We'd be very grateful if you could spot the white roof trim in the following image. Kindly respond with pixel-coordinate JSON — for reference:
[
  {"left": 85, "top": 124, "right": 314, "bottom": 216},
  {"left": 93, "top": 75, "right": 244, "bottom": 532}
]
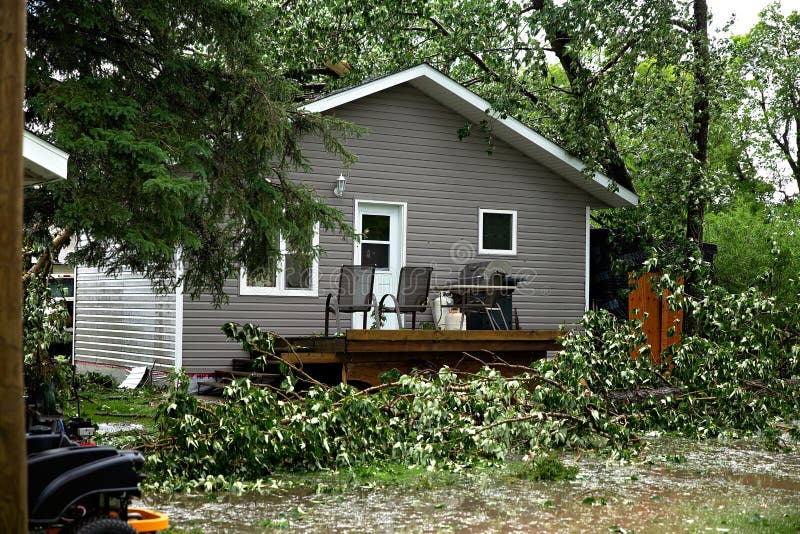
[
  {"left": 302, "top": 65, "right": 433, "bottom": 114},
  {"left": 301, "top": 64, "right": 637, "bottom": 208},
  {"left": 23, "top": 130, "right": 69, "bottom": 185}
]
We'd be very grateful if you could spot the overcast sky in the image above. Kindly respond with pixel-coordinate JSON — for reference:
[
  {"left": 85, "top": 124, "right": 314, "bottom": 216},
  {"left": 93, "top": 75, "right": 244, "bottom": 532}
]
[{"left": 707, "top": 0, "right": 798, "bottom": 35}]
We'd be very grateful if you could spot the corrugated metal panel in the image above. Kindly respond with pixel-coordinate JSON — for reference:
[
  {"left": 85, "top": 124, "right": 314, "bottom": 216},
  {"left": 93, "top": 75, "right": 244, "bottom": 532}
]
[
  {"left": 74, "top": 266, "right": 176, "bottom": 371},
  {"left": 181, "top": 84, "right": 593, "bottom": 373}
]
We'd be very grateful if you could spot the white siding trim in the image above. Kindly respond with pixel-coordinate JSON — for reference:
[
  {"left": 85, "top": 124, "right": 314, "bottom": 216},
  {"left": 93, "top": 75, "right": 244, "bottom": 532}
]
[
  {"left": 77, "top": 339, "right": 175, "bottom": 354},
  {"left": 71, "top": 267, "right": 78, "bottom": 365},
  {"left": 73, "top": 266, "right": 177, "bottom": 371},
  {"left": 175, "top": 255, "right": 184, "bottom": 371},
  {"left": 74, "top": 347, "right": 175, "bottom": 363},
  {"left": 585, "top": 206, "right": 591, "bottom": 312}
]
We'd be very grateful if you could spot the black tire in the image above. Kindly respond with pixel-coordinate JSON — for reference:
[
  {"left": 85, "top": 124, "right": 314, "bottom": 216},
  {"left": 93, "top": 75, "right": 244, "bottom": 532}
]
[{"left": 75, "top": 516, "right": 138, "bottom": 534}]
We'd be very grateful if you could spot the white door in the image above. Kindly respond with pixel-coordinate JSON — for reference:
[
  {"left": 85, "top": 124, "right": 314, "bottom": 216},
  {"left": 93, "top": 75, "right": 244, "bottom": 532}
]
[{"left": 354, "top": 201, "right": 405, "bottom": 329}]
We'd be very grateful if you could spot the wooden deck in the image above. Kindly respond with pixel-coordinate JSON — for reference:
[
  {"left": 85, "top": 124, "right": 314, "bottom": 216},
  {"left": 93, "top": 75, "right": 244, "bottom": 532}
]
[{"left": 271, "top": 329, "right": 562, "bottom": 386}]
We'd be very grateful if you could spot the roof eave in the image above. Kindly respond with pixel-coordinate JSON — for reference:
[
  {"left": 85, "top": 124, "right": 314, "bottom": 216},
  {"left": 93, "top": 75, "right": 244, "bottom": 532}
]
[{"left": 23, "top": 130, "right": 69, "bottom": 186}]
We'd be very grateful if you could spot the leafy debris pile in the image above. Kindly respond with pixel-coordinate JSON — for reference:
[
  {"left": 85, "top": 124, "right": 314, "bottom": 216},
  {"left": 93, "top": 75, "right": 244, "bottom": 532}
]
[{"left": 142, "top": 279, "right": 800, "bottom": 490}]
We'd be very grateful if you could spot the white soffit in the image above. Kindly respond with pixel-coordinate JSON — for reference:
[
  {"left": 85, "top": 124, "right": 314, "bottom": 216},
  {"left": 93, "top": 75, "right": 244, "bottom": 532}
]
[
  {"left": 23, "top": 130, "right": 69, "bottom": 186},
  {"left": 301, "top": 64, "right": 638, "bottom": 208}
]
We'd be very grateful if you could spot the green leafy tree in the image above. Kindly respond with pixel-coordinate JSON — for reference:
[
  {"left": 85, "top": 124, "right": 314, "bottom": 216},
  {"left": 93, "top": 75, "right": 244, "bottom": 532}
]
[
  {"left": 706, "top": 198, "right": 800, "bottom": 303},
  {"left": 24, "top": 0, "right": 360, "bottom": 303},
  {"left": 23, "top": 279, "right": 71, "bottom": 415},
  {"left": 730, "top": 4, "right": 800, "bottom": 198}
]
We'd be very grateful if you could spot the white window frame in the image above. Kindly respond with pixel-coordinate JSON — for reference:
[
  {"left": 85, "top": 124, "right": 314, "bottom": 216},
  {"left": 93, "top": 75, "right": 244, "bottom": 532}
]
[
  {"left": 478, "top": 208, "right": 517, "bottom": 256},
  {"left": 239, "top": 225, "right": 319, "bottom": 296}
]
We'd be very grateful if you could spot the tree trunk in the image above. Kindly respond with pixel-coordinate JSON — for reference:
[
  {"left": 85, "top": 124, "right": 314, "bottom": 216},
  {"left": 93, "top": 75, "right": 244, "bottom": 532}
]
[
  {"left": 686, "top": 0, "right": 709, "bottom": 245},
  {"left": 0, "top": 0, "right": 28, "bottom": 531},
  {"left": 684, "top": 0, "right": 709, "bottom": 334}
]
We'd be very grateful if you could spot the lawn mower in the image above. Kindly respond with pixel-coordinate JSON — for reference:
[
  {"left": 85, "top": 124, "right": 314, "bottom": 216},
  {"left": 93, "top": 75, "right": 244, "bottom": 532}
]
[{"left": 27, "top": 421, "right": 169, "bottom": 534}]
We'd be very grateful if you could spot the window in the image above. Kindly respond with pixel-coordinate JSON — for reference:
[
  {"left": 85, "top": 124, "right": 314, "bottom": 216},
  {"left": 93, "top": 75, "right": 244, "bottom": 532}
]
[
  {"left": 360, "top": 213, "right": 391, "bottom": 269},
  {"left": 240, "top": 227, "right": 319, "bottom": 296},
  {"left": 479, "top": 209, "right": 517, "bottom": 255}
]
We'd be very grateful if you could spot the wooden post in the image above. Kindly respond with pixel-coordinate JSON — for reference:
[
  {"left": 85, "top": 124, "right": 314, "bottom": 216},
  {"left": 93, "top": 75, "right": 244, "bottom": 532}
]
[{"left": 0, "top": 0, "right": 28, "bottom": 531}]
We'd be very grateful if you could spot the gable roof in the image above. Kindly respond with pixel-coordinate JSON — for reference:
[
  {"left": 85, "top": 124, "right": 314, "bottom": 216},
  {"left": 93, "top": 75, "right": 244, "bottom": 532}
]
[{"left": 301, "top": 64, "right": 637, "bottom": 208}]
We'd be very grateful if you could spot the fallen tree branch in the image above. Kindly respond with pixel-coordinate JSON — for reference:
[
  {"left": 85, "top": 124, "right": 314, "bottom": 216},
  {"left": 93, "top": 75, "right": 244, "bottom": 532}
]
[
  {"left": 95, "top": 412, "right": 151, "bottom": 419},
  {"left": 604, "top": 386, "right": 687, "bottom": 403},
  {"left": 23, "top": 226, "right": 73, "bottom": 283}
]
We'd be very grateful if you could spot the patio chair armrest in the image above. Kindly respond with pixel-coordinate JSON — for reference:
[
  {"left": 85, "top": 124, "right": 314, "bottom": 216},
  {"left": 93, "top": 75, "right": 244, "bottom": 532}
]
[
  {"left": 325, "top": 293, "right": 344, "bottom": 336},
  {"left": 376, "top": 293, "right": 401, "bottom": 330},
  {"left": 378, "top": 293, "right": 398, "bottom": 312}
]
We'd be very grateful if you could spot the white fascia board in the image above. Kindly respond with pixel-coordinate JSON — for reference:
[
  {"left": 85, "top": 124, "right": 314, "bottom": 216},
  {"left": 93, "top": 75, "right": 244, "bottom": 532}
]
[
  {"left": 23, "top": 131, "right": 69, "bottom": 184},
  {"left": 300, "top": 64, "right": 433, "bottom": 113},
  {"left": 301, "top": 64, "right": 638, "bottom": 208}
]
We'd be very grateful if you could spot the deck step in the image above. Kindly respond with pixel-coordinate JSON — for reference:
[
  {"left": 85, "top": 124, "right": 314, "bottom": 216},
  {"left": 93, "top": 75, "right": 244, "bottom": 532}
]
[
  {"left": 232, "top": 358, "right": 253, "bottom": 371},
  {"left": 197, "top": 370, "right": 282, "bottom": 395},
  {"left": 213, "top": 370, "right": 280, "bottom": 383},
  {"left": 196, "top": 380, "right": 231, "bottom": 394}
]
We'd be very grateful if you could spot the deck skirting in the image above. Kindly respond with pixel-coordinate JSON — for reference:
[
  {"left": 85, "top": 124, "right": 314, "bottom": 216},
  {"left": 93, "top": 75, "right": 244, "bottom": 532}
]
[{"left": 271, "top": 329, "right": 562, "bottom": 386}]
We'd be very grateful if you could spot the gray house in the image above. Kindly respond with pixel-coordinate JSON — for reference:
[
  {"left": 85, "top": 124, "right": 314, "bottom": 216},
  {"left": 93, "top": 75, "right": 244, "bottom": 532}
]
[{"left": 72, "top": 64, "right": 637, "bottom": 375}]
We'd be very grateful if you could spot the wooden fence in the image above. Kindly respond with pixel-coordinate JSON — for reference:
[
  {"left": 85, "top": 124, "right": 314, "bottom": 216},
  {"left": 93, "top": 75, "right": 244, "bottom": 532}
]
[{"left": 629, "top": 272, "right": 682, "bottom": 365}]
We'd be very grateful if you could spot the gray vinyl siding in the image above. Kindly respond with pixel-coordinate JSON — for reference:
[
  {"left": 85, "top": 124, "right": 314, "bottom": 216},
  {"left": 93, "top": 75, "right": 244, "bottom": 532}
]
[
  {"left": 73, "top": 267, "right": 177, "bottom": 371},
  {"left": 181, "top": 84, "right": 599, "bottom": 373}
]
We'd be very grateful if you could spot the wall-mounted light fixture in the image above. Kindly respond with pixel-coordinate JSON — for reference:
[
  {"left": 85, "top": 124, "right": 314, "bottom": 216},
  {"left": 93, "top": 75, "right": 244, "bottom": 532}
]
[{"left": 333, "top": 173, "right": 347, "bottom": 197}]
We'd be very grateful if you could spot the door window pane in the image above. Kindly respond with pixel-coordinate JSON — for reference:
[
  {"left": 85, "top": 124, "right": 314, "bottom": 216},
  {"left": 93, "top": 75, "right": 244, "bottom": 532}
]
[
  {"left": 361, "top": 243, "right": 390, "bottom": 269},
  {"left": 362, "top": 214, "right": 390, "bottom": 241},
  {"left": 482, "top": 212, "right": 513, "bottom": 251}
]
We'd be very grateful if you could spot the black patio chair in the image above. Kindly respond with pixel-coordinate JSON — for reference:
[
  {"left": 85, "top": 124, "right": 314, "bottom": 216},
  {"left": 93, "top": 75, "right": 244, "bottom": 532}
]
[
  {"left": 324, "top": 265, "right": 377, "bottom": 336},
  {"left": 478, "top": 271, "right": 510, "bottom": 330},
  {"left": 377, "top": 266, "right": 434, "bottom": 330}
]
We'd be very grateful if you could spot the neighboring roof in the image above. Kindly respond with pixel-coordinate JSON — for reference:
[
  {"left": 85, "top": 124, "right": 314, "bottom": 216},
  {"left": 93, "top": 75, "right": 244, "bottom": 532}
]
[
  {"left": 301, "top": 64, "right": 638, "bottom": 208},
  {"left": 23, "top": 130, "right": 69, "bottom": 186}
]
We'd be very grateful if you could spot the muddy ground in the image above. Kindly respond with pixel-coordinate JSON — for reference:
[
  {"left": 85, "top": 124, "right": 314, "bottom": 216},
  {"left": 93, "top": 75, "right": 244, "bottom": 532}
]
[{"left": 137, "top": 436, "right": 800, "bottom": 533}]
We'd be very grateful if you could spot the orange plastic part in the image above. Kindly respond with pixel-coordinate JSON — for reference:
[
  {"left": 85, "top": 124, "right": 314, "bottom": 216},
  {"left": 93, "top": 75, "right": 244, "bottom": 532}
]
[{"left": 127, "top": 507, "right": 170, "bottom": 533}]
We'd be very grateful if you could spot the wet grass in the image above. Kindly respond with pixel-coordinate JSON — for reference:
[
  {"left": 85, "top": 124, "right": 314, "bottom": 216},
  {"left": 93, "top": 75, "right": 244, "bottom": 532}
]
[
  {"left": 61, "top": 376, "right": 166, "bottom": 445},
  {"left": 509, "top": 453, "right": 579, "bottom": 481},
  {"left": 63, "top": 375, "right": 164, "bottom": 425},
  {"left": 686, "top": 507, "right": 800, "bottom": 533}
]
